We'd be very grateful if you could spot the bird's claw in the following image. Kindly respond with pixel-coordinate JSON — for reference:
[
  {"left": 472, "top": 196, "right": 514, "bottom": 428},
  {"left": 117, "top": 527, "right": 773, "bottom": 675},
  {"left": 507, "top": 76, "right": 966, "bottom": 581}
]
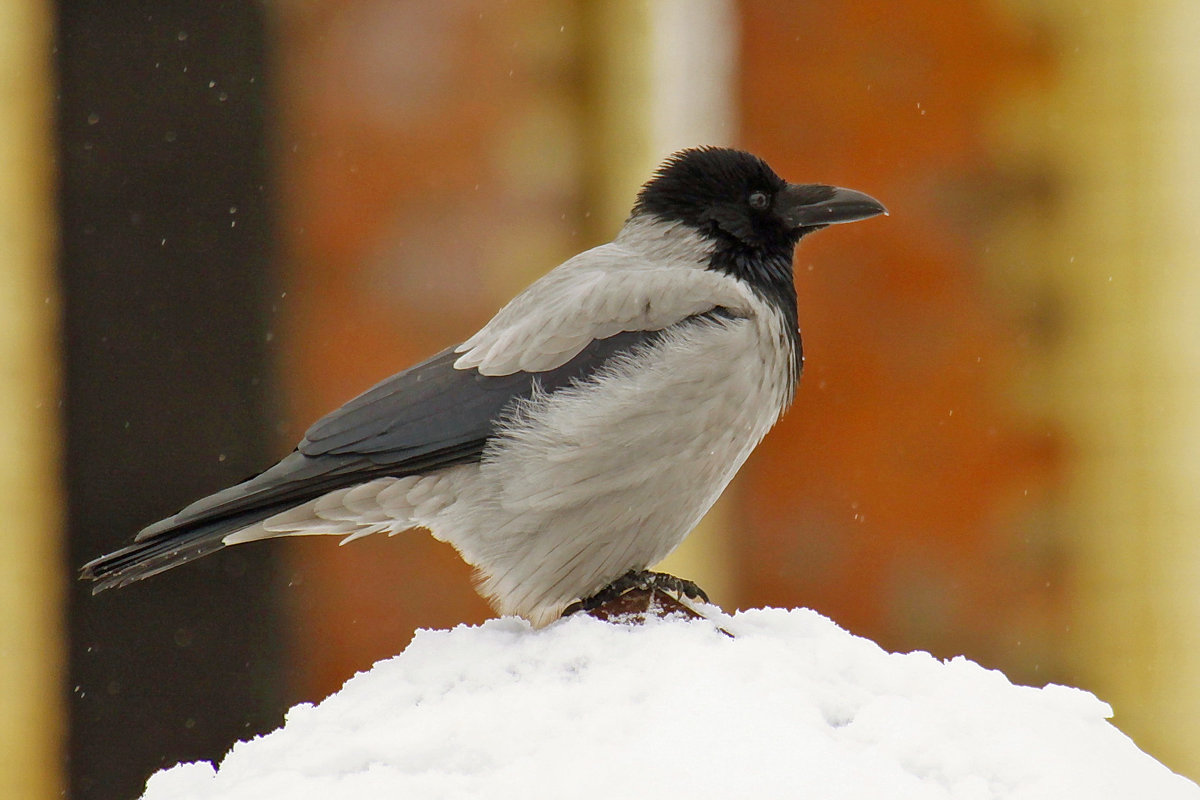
[{"left": 562, "top": 569, "right": 710, "bottom": 617}]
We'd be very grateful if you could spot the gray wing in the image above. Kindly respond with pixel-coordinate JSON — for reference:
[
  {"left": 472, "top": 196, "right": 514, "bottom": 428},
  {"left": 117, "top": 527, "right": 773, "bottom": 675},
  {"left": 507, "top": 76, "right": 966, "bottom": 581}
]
[
  {"left": 79, "top": 329, "right": 665, "bottom": 590},
  {"left": 301, "top": 328, "right": 660, "bottom": 460},
  {"left": 452, "top": 240, "right": 753, "bottom": 375},
  {"left": 81, "top": 236, "right": 755, "bottom": 592}
]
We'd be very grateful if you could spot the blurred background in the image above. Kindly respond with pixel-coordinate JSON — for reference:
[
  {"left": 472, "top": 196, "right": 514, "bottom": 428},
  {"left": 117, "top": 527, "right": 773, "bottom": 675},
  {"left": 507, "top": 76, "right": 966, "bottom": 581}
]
[{"left": 2, "top": 0, "right": 1199, "bottom": 796}]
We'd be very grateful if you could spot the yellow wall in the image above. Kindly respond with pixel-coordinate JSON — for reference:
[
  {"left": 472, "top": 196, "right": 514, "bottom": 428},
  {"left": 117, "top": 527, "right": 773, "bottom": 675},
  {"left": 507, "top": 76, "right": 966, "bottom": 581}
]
[
  {"left": 1001, "top": 0, "right": 1200, "bottom": 776},
  {"left": 583, "top": 0, "right": 740, "bottom": 605},
  {"left": 0, "top": 0, "right": 64, "bottom": 797}
]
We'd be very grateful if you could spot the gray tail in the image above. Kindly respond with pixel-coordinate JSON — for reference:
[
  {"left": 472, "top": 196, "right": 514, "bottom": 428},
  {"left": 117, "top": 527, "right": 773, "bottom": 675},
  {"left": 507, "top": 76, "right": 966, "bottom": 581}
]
[{"left": 79, "top": 503, "right": 294, "bottom": 592}]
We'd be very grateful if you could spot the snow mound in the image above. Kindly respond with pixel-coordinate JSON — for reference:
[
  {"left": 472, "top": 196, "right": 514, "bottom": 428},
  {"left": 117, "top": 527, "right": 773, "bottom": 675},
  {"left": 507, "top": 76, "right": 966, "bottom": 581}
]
[{"left": 142, "top": 607, "right": 1199, "bottom": 800}]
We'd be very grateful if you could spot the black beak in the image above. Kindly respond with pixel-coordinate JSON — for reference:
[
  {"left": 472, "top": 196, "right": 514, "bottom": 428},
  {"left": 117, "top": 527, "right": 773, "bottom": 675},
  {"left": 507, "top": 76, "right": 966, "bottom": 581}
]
[{"left": 776, "top": 184, "right": 887, "bottom": 229}]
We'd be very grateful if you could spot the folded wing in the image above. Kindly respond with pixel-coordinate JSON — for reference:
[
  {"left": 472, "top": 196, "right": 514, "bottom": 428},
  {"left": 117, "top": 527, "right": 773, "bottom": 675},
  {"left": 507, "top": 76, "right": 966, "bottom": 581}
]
[
  {"left": 81, "top": 243, "right": 750, "bottom": 591},
  {"left": 81, "top": 330, "right": 666, "bottom": 590}
]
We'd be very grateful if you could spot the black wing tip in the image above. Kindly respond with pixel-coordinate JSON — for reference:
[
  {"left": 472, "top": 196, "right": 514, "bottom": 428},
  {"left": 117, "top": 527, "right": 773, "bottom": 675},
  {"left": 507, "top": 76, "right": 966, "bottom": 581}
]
[
  {"left": 77, "top": 517, "right": 245, "bottom": 593},
  {"left": 78, "top": 542, "right": 160, "bottom": 592},
  {"left": 79, "top": 548, "right": 119, "bottom": 584},
  {"left": 81, "top": 572, "right": 128, "bottom": 594}
]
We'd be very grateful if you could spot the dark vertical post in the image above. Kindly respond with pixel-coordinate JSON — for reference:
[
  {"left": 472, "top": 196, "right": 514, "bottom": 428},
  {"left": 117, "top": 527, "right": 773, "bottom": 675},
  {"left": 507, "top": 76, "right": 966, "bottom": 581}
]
[{"left": 57, "top": 5, "right": 288, "bottom": 798}]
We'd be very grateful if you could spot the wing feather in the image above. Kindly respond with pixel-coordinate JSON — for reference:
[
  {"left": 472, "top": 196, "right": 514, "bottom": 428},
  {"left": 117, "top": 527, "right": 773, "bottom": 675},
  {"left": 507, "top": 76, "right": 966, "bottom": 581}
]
[
  {"left": 454, "top": 242, "right": 752, "bottom": 375},
  {"left": 127, "top": 329, "right": 664, "bottom": 545},
  {"left": 81, "top": 237, "right": 755, "bottom": 591}
]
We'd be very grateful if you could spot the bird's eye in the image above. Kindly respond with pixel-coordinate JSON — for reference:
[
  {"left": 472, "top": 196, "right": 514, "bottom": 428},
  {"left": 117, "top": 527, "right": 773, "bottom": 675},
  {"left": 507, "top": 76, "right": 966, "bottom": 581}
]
[{"left": 748, "top": 191, "right": 770, "bottom": 210}]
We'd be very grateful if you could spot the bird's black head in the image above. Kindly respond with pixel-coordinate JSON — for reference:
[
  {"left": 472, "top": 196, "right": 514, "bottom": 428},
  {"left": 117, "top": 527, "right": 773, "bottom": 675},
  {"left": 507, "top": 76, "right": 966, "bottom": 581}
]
[
  {"left": 635, "top": 147, "right": 794, "bottom": 252},
  {"left": 634, "top": 146, "right": 885, "bottom": 255},
  {"left": 632, "top": 146, "right": 885, "bottom": 311}
]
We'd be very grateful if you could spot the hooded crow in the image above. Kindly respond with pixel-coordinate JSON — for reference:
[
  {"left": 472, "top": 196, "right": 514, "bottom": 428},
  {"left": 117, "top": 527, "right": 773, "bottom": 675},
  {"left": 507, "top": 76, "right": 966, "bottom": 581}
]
[{"left": 81, "top": 147, "right": 886, "bottom": 626}]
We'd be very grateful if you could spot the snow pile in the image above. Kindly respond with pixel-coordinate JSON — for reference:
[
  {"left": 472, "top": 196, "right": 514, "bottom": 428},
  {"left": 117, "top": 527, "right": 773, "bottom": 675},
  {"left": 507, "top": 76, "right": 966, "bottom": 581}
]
[{"left": 142, "top": 607, "right": 1199, "bottom": 799}]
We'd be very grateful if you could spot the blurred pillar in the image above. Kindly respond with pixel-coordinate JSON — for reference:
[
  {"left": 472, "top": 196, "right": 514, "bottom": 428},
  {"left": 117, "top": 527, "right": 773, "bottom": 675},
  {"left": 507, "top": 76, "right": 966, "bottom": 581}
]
[
  {"left": 0, "top": 1, "right": 63, "bottom": 798},
  {"left": 1015, "top": 0, "right": 1200, "bottom": 776},
  {"left": 58, "top": 7, "right": 283, "bottom": 798},
  {"left": 584, "top": 0, "right": 740, "bottom": 605}
]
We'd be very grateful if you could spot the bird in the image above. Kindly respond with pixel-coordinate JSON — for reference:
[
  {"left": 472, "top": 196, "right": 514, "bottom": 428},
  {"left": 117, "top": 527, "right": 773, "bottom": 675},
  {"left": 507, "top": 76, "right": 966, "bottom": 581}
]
[{"left": 81, "top": 146, "right": 885, "bottom": 627}]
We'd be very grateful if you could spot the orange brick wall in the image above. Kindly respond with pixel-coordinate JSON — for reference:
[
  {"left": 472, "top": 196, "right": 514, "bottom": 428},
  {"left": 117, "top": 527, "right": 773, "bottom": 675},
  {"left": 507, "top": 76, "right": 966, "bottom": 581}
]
[
  {"left": 736, "top": 0, "right": 1060, "bottom": 678},
  {"left": 273, "top": 1, "right": 584, "bottom": 695},
  {"left": 273, "top": 0, "right": 1062, "bottom": 698}
]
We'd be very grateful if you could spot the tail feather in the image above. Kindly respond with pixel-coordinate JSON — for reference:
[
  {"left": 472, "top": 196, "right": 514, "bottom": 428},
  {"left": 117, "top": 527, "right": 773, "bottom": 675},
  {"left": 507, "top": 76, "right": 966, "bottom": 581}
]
[
  {"left": 80, "top": 503, "right": 296, "bottom": 592},
  {"left": 81, "top": 452, "right": 409, "bottom": 592}
]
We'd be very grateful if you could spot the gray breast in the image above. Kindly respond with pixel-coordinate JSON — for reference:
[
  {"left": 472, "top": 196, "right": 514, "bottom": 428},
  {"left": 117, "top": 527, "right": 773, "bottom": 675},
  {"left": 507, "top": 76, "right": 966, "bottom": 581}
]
[{"left": 434, "top": 307, "right": 795, "bottom": 626}]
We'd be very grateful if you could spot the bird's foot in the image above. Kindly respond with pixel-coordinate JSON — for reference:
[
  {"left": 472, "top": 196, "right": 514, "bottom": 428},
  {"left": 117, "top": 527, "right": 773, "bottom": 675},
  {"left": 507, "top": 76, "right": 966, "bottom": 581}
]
[
  {"left": 636, "top": 570, "right": 710, "bottom": 604},
  {"left": 562, "top": 570, "right": 711, "bottom": 620}
]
